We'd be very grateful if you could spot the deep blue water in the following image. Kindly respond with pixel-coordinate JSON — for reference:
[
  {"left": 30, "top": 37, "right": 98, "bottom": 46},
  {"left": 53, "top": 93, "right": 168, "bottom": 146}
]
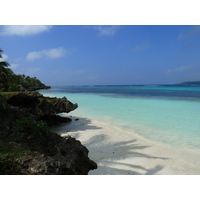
[{"left": 47, "top": 85, "right": 200, "bottom": 101}]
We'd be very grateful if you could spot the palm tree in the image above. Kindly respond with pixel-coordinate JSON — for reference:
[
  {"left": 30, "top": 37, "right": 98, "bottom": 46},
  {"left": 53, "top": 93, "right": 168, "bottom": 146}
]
[
  {"left": 0, "top": 49, "right": 10, "bottom": 67},
  {"left": 0, "top": 49, "right": 11, "bottom": 91}
]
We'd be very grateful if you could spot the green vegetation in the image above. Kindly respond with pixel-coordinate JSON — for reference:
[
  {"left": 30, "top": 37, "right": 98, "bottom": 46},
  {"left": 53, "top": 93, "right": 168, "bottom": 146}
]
[
  {"left": 0, "top": 103, "right": 10, "bottom": 112},
  {"left": 0, "top": 144, "right": 38, "bottom": 175},
  {"left": 0, "top": 48, "right": 47, "bottom": 92},
  {"left": 0, "top": 49, "right": 11, "bottom": 91},
  {"left": 38, "top": 96, "right": 57, "bottom": 102},
  {"left": 0, "top": 49, "right": 68, "bottom": 174},
  {"left": 0, "top": 91, "right": 19, "bottom": 98},
  {"left": 0, "top": 146, "right": 21, "bottom": 175},
  {"left": 10, "top": 74, "right": 47, "bottom": 90},
  {"left": 0, "top": 115, "right": 52, "bottom": 174},
  {"left": 15, "top": 117, "right": 51, "bottom": 138}
]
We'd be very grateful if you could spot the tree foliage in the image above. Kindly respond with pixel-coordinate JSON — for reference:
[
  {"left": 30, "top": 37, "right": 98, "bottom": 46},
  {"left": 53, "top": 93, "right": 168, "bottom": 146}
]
[{"left": 0, "top": 49, "right": 46, "bottom": 91}]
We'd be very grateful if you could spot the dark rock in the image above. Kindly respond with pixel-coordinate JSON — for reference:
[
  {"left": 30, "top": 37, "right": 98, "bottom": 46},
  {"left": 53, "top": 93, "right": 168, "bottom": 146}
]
[
  {"left": 19, "top": 85, "right": 26, "bottom": 92},
  {"left": 17, "top": 136, "right": 97, "bottom": 175},
  {"left": 27, "top": 86, "right": 51, "bottom": 91},
  {"left": 0, "top": 96, "right": 36, "bottom": 134},
  {"left": 41, "top": 115, "right": 72, "bottom": 126},
  {"left": 0, "top": 92, "right": 97, "bottom": 175},
  {"left": 5, "top": 92, "right": 78, "bottom": 117},
  {"left": 39, "top": 96, "right": 78, "bottom": 116},
  {"left": 0, "top": 95, "right": 7, "bottom": 105},
  {"left": 6, "top": 92, "right": 43, "bottom": 107}
]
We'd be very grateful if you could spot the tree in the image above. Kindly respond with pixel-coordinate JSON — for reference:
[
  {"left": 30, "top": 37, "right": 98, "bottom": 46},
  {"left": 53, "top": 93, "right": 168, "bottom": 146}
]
[
  {"left": 0, "top": 49, "right": 11, "bottom": 91},
  {"left": 0, "top": 49, "right": 10, "bottom": 67},
  {"left": 0, "top": 48, "right": 47, "bottom": 91}
]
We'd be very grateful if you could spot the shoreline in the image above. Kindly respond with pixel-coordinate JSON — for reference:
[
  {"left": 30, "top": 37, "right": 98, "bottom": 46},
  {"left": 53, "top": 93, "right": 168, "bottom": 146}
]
[{"left": 51, "top": 116, "right": 200, "bottom": 175}]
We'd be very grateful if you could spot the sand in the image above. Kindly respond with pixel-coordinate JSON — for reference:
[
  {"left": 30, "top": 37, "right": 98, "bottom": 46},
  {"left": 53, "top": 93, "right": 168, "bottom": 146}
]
[{"left": 51, "top": 116, "right": 200, "bottom": 175}]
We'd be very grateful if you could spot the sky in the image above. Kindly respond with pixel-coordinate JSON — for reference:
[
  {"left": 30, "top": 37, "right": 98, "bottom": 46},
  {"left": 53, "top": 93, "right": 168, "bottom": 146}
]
[{"left": 0, "top": 25, "right": 200, "bottom": 86}]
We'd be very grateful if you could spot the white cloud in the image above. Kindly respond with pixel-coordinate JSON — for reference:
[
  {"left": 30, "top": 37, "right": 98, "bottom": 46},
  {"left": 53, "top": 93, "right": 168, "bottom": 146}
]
[
  {"left": 26, "top": 47, "right": 74, "bottom": 60},
  {"left": 0, "top": 54, "right": 8, "bottom": 61},
  {"left": 43, "top": 47, "right": 66, "bottom": 59},
  {"left": 27, "top": 51, "right": 42, "bottom": 60},
  {"left": 167, "top": 66, "right": 194, "bottom": 73},
  {"left": 2, "top": 25, "right": 53, "bottom": 36},
  {"left": 10, "top": 63, "right": 19, "bottom": 69},
  {"left": 2, "top": 54, "right": 8, "bottom": 60},
  {"left": 131, "top": 42, "right": 149, "bottom": 53},
  {"left": 94, "top": 25, "right": 120, "bottom": 36}
]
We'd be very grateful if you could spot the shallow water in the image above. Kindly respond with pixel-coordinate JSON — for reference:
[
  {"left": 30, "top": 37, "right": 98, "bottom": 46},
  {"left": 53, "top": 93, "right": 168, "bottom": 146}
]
[{"left": 39, "top": 85, "right": 200, "bottom": 152}]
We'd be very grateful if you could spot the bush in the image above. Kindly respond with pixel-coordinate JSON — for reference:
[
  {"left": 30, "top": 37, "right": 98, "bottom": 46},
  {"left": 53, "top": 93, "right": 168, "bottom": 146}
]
[
  {"left": 0, "top": 146, "right": 21, "bottom": 174},
  {"left": 8, "top": 85, "right": 20, "bottom": 92},
  {"left": 14, "top": 117, "right": 30, "bottom": 132},
  {"left": 31, "top": 120, "right": 50, "bottom": 138},
  {"left": 0, "top": 146, "right": 38, "bottom": 174},
  {"left": 0, "top": 103, "right": 10, "bottom": 112},
  {"left": 14, "top": 117, "right": 51, "bottom": 138}
]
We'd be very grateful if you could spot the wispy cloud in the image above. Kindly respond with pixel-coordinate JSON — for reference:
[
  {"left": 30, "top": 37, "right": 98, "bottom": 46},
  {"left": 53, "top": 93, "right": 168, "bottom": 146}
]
[
  {"left": 131, "top": 42, "right": 149, "bottom": 53},
  {"left": 178, "top": 26, "right": 200, "bottom": 40},
  {"left": 167, "top": 66, "right": 194, "bottom": 73},
  {"left": 10, "top": 63, "right": 19, "bottom": 69},
  {"left": 94, "top": 25, "right": 120, "bottom": 36},
  {"left": 182, "top": 43, "right": 194, "bottom": 50},
  {"left": 26, "top": 47, "right": 75, "bottom": 60},
  {"left": 1, "top": 25, "right": 53, "bottom": 36}
]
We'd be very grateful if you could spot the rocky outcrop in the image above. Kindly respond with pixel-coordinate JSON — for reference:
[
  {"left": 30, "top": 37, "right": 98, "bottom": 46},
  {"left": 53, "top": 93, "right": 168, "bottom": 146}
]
[
  {"left": 5, "top": 92, "right": 78, "bottom": 117},
  {"left": 27, "top": 86, "right": 51, "bottom": 91},
  {"left": 0, "top": 92, "right": 97, "bottom": 175},
  {"left": 40, "top": 115, "right": 72, "bottom": 126},
  {"left": 1, "top": 91, "right": 78, "bottom": 131},
  {"left": 3, "top": 92, "right": 78, "bottom": 126},
  {"left": 37, "top": 96, "right": 78, "bottom": 116},
  {"left": 17, "top": 136, "right": 97, "bottom": 175},
  {"left": 0, "top": 95, "right": 35, "bottom": 134}
]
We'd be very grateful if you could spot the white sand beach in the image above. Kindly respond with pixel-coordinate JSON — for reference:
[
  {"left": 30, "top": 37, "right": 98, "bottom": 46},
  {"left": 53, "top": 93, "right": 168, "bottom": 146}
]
[{"left": 51, "top": 116, "right": 200, "bottom": 175}]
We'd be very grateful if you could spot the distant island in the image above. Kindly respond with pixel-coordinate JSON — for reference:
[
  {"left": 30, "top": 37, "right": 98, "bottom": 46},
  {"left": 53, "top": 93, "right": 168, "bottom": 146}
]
[{"left": 177, "top": 81, "right": 200, "bottom": 86}]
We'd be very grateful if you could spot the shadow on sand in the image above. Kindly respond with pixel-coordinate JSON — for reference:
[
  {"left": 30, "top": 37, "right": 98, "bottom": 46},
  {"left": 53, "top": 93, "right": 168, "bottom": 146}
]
[
  {"left": 87, "top": 135, "right": 168, "bottom": 175},
  {"left": 51, "top": 116, "right": 102, "bottom": 136},
  {"left": 55, "top": 116, "right": 169, "bottom": 175}
]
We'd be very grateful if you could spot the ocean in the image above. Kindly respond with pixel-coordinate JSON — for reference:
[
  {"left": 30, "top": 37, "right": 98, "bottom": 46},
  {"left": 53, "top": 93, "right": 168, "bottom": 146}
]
[{"left": 39, "top": 85, "right": 200, "bottom": 152}]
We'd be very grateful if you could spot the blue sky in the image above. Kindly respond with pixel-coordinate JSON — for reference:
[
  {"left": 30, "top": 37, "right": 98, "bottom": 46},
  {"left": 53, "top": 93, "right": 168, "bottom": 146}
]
[{"left": 1, "top": 25, "right": 200, "bottom": 86}]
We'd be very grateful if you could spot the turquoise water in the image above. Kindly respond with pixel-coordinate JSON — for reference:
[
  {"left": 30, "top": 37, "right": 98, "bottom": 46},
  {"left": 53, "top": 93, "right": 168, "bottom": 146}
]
[{"left": 39, "top": 85, "right": 200, "bottom": 152}]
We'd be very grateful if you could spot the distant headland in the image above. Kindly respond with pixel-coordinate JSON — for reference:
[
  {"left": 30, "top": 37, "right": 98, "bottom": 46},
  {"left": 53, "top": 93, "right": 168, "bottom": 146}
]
[{"left": 176, "top": 81, "right": 200, "bottom": 86}]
